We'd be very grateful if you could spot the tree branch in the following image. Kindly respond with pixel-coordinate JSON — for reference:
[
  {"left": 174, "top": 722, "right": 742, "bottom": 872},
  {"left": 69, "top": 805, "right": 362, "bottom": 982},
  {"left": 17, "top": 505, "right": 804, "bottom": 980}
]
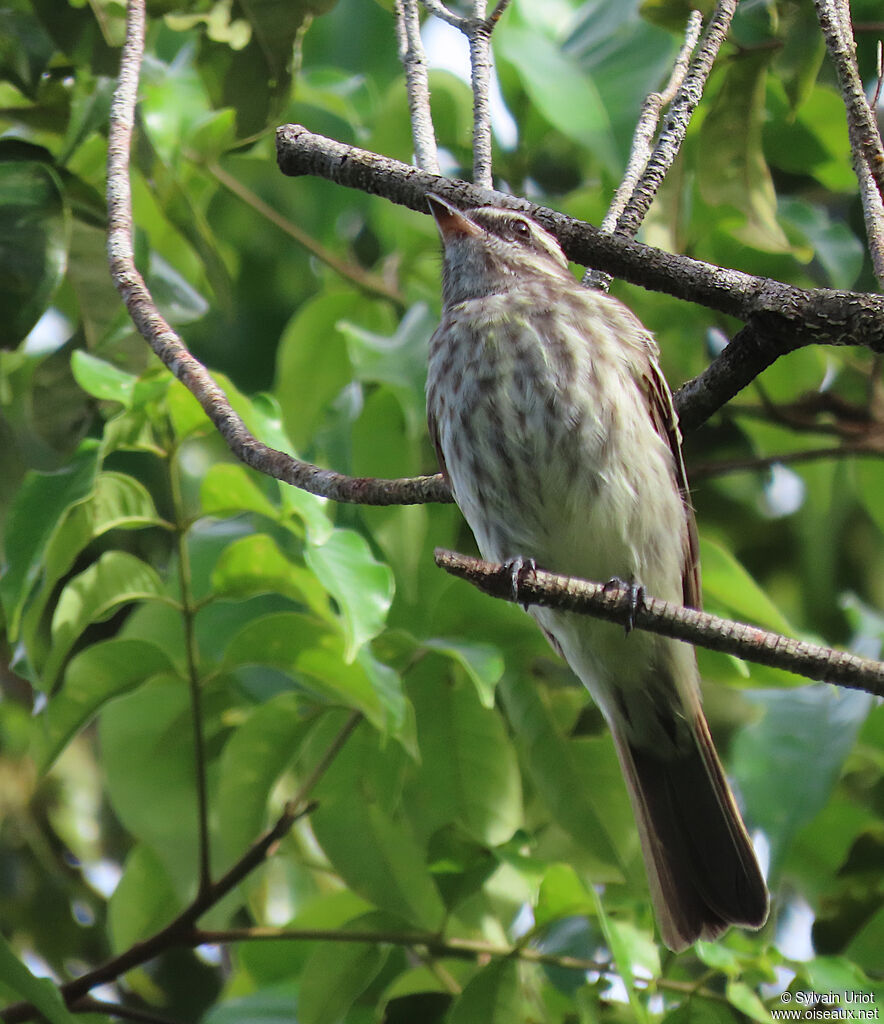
[
  {"left": 585, "top": 9, "right": 704, "bottom": 291},
  {"left": 276, "top": 125, "right": 884, "bottom": 351},
  {"left": 814, "top": 0, "right": 884, "bottom": 284},
  {"left": 395, "top": 0, "right": 441, "bottom": 174},
  {"left": 0, "top": 712, "right": 362, "bottom": 1024},
  {"left": 434, "top": 548, "right": 884, "bottom": 697},
  {"left": 610, "top": 0, "right": 738, "bottom": 243},
  {"left": 106, "top": 0, "right": 448, "bottom": 508}
]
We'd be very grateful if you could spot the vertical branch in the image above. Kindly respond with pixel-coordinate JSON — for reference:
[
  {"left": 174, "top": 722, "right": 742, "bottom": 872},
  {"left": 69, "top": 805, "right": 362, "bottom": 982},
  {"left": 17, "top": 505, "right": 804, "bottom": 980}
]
[
  {"left": 395, "top": 0, "right": 441, "bottom": 173},
  {"left": 603, "top": 0, "right": 739, "bottom": 245},
  {"left": 468, "top": 1, "right": 494, "bottom": 188},
  {"left": 814, "top": 0, "right": 884, "bottom": 285},
  {"left": 170, "top": 448, "right": 213, "bottom": 897},
  {"left": 584, "top": 10, "right": 703, "bottom": 290},
  {"left": 419, "top": 0, "right": 510, "bottom": 189}
]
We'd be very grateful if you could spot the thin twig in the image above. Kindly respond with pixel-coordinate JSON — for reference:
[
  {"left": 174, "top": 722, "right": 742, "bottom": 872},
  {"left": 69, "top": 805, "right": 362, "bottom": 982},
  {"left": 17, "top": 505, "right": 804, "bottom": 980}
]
[
  {"left": 814, "top": 0, "right": 884, "bottom": 282},
  {"left": 585, "top": 10, "right": 703, "bottom": 289},
  {"left": 188, "top": 926, "right": 728, "bottom": 1004},
  {"left": 395, "top": 0, "right": 441, "bottom": 174},
  {"left": 434, "top": 548, "right": 884, "bottom": 697},
  {"left": 207, "top": 160, "right": 406, "bottom": 308},
  {"left": 191, "top": 925, "right": 611, "bottom": 973},
  {"left": 170, "top": 448, "right": 212, "bottom": 897},
  {"left": 420, "top": 0, "right": 466, "bottom": 30},
  {"left": 106, "top": 2, "right": 448, "bottom": 508},
  {"left": 689, "top": 442, "right": 884, "bottom": 481},
  {"left": 419, "top": 0, "right": 509, "bottom": 188}
]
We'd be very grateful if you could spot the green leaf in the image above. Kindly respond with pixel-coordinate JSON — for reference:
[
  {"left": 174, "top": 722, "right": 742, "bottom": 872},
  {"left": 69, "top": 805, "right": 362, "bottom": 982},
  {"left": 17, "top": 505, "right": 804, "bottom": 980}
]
[
  {"left": 447, "top": 959, "right": 522, "bottom": 1024},
  {"left": 42, "top": 551, "right": 167, "bottom": 692},
  {"left": 725, "top": 980, "right": 771, "bottom": 1022},
  {"left": 495, "top": 26, "right": 619, "bottom": 173},
  {"left": 0, "top": 158, "right": 69, "bottom": 346},
  {"left": 21, "top": 471, "right": 164, "bottom": 672},
  {"left": 732, "top": 687, "right": 873, "bottom": 875},
  {"left": 222, "top": 612, "right": 386, "bottom": 727},
  {"left": 200, "top": 462, "right": 280, "bottom": 520},
  {"left": 535, "top": 863, "right": 596, "bottom": 926},
  {"left": 200, "top": 983, "right": 300, "bottom": 1024},
  {"left": 275, "top": 289, "right": 362, "bottom": 451},
  {"left": 108, "top": 844, "right": 180, "bottom": 953},
  {"left": 213, "top": 691, "right": 305, "bottom": 873},
  {"left": 408, "top": 670, "right": 522, "bottom": 846},
  {"left": 499, "top": 674, "right": 626, "bottom": 879},
  {"left": 422, "top": 639, "right": 504, "bottom": 709},
  {"left": 32, "top": 638, "right": 173, "bottom": 772},
  {"left": 298, "top": 912, "right": 391, "bottom": 1024},
  {"left": 211, "top": 533, "right": 331, "bottom": 620},
  {"left": 99, "top": 673, "right": 204, "bottom": 888},
  {"left": 0, "top": 933, "right": 78, "bottom": 1024},
  {"left": 1, "top": 442, "right": 100, "bottom": 641},
  {"left": 70, "top": 350, "right": 137, "bottom": 407},
  {"left": 700, "top": 537, "right": 795, "bottom": 636},
  {"left": 698, "top": 53, "right": 790, "bottom": 252},
  {"left": 305, "top": 528, "right": 394, "bottom": 661},
  {"left": 312, "top": 790, "right": 445, "bottom": 930}
]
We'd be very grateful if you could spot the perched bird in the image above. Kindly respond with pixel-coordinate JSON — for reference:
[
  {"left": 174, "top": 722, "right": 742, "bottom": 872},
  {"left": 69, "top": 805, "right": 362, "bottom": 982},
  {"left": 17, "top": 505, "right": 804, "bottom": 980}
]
[{"left": 425, "top": 194, "right": 769, "bottom": 951}]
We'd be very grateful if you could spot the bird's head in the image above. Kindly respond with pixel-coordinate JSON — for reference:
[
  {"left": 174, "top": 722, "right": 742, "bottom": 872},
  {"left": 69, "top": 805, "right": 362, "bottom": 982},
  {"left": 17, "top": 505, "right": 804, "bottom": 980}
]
[{"left": 427, "top": 194, "right": 572, "bottom": 305}]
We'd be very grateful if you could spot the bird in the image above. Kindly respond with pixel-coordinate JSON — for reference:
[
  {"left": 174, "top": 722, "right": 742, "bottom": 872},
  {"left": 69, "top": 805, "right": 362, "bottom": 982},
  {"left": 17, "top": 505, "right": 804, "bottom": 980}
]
[{"left": 424, "top": 193, "right": 769, "bottom": 951}]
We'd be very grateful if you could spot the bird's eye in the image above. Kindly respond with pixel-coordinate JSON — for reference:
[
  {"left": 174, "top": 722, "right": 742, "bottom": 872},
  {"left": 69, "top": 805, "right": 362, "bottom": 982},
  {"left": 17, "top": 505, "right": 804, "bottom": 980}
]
[{"left": 511, "top": 219, "right": 531, "bottom": 240}]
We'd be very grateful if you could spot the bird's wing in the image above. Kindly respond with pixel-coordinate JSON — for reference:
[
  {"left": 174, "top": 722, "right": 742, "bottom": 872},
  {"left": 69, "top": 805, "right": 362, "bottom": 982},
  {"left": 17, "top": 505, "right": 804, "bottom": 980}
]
[{"left": 641, "top": 357, "right": 702, "bottom": 610}]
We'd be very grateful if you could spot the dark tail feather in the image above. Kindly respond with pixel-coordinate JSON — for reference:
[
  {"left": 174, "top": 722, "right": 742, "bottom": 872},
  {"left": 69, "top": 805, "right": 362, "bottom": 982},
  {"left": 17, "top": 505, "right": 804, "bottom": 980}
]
[{"left": 613, "top": 712, "right": 769, "bottom": 952}]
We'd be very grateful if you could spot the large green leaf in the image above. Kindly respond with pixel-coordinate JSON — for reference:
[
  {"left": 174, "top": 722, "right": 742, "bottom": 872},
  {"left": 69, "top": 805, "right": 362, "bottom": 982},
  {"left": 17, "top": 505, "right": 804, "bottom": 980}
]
[
  {"left": 311, "top": 794, "right": 446, "bottom": 930},
  {"left": 495, "top": 25, "right": 619, "bottom": 173},
  {"left": 31, "top": 638, "right": 173, "bottom": 772},
  {"left": 108, "top": 844, "right": 181, "bottom": 953},
  {"left": 698, "top": 52, "right": 790, "bottom": 252},
  {"left": 305, "top": 527, "right": 394, "bottom": 661},
  {"left": 222, "top": 611, "right": 386, "bottom": 727},
  {"left": 42, "top": 551, "right": 168, "bottom": 692},
  {"left": 407, "top": 669, "right": 522, "bottom": 846},
  {"left": 297, "top": 912, "right": 392, "bottom": 1024},
  {"left": 732, "top": 686, "right": 873, "bottom": 875},
  {"left": 0, "top": 157, "right": 69, "bottom": 346},
  {"left": 0, "top": 934, "right": 78, "bottom": 1024},
  {"left": 447, "top": 959, "right": 522, "bottom": 1024},
  {"left": 499, "top": 674, "right": 626, "bottom": 880},
  {"left": 1, "top": 441, "right": 100, "bottom": 641}
]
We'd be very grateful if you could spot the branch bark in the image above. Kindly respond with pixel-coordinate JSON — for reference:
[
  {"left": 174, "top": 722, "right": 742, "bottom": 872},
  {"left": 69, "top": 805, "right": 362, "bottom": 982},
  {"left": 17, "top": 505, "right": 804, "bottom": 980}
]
[
  {"left": 105, "top": 0, "right": 448, "bottom": 507},
  {"left": 434, "top": 548, "right": 884, "bottom": 698}
]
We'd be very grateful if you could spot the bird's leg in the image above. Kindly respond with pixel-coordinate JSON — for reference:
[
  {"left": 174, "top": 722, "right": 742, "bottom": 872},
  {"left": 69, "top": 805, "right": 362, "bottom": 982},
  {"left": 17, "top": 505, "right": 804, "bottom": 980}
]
[
  {"left": 603, "top": 577, "right": 645, "bottom": 634},
  {"left": 503, "top": 555, "right": 537, "bottom": 609}
]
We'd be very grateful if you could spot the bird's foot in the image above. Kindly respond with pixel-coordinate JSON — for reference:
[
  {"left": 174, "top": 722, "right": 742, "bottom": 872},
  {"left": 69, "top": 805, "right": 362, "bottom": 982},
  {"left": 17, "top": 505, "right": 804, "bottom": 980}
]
[
  {"left": 503, "top": 555, "right": 537, "bottom": 609},
  {"left": 603, "top": 577, "right": 645, "bottom": 634}
]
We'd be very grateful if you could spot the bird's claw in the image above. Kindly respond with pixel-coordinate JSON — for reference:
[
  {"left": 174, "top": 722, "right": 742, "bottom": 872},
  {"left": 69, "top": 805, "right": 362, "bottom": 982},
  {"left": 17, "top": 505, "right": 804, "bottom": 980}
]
[
  {"left": 504, "top": 555, "right": 537, "bottom": 610},
  {"left": 603, "top": 577, "right": 645, "bottom": 634}
]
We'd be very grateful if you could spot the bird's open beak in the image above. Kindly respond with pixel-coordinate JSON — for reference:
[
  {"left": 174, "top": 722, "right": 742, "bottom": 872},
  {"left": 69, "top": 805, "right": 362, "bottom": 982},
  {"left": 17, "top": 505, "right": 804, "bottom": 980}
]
[{"left": 427, "top": 193, "right": 482, "bottom": 240}]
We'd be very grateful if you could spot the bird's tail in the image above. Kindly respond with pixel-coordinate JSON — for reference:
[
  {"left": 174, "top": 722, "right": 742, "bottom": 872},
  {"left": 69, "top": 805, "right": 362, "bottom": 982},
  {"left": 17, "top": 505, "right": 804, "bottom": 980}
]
[{"left": 612, "top": 710, "right": 769, "bottom": 952}]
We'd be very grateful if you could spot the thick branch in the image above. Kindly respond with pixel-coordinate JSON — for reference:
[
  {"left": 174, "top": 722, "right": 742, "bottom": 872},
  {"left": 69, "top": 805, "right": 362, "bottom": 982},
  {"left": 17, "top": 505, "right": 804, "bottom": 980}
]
[
  {"left": 276, "top": 125, "right": 884, "bottom": 349},
  {"left": 434, "top": 548, "right": 884, "bottom": 697}
]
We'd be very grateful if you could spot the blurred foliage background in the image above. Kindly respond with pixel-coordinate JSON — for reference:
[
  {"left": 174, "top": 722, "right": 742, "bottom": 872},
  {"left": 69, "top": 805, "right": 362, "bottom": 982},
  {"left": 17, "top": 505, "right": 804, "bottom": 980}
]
[{"left": 1, "top": 0, "right": 883, "bottom": 1021}]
